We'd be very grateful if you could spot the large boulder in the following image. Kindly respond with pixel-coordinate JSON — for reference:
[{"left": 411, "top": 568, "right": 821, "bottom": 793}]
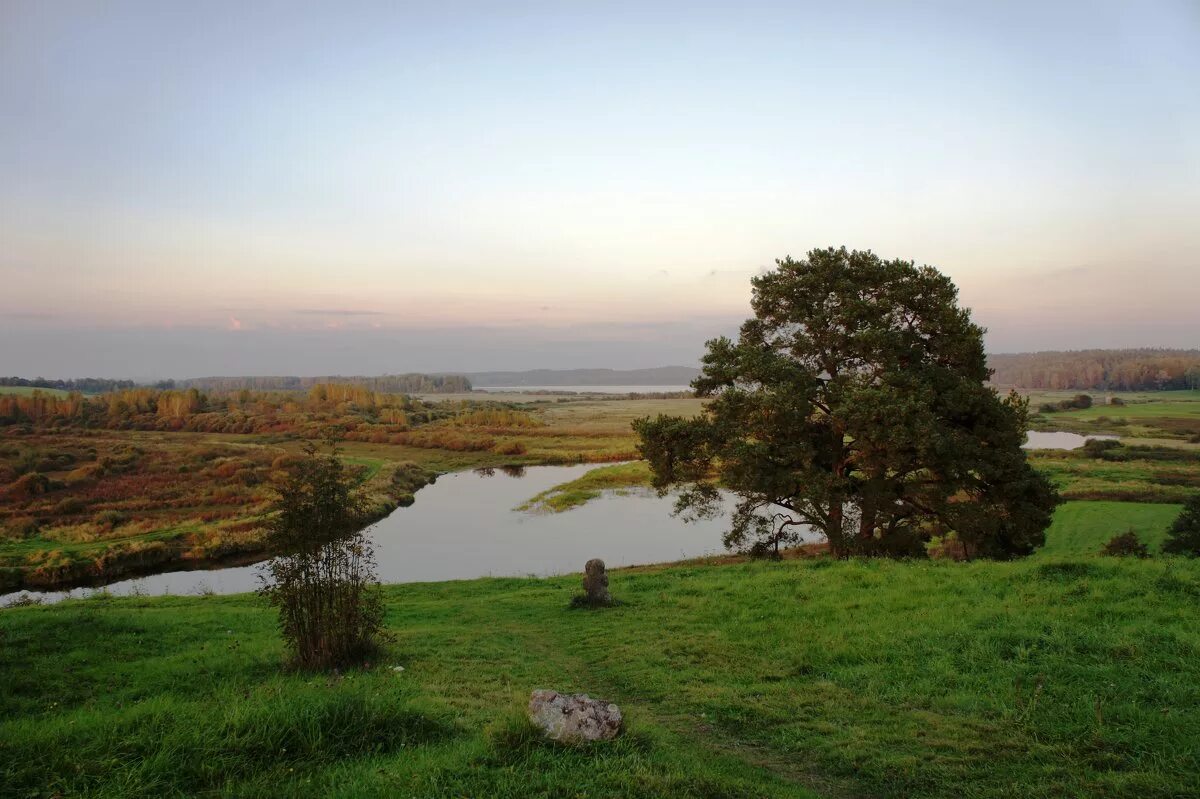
[{"left": 527, "top": 690, "right": 623, "bottom": 742}]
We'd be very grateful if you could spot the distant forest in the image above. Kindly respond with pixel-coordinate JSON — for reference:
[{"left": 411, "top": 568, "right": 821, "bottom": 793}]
[
  {"left": 988, "top": 349, "right": 1200, "bottom": 391},
  {"left": 6, "top": 351, "right": 1199, "bottom": 397},
  {"left": 0, "top": 384, "right": 534, "bottom": 453},
  {"left": 173, "top": 373, "right": 471, "bottom": 394}
]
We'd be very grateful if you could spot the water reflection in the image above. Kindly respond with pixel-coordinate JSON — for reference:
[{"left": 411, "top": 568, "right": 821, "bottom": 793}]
[{"left": 1024, "top": 431, "right": 1119, "bottom": 450}]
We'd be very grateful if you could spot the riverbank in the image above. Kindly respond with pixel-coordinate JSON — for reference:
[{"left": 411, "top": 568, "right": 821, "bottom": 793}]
[
  {"left": 4, "top": 508, "right": 1197, "bottom": 798},
  {"left": 0, "top": 457, "right": 438, "bottom": 594}
]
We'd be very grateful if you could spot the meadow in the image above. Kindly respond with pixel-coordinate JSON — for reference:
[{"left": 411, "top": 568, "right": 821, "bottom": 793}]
[
  {"left": 1026, "top": 389, "right": 1200, "bottom": 444},
  {"left": 2, "top": 500, "right": 1197, "bottom": 798}
]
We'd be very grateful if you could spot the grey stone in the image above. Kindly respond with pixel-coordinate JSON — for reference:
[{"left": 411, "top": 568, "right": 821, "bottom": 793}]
[
  {"left": 527, "top": 689, "right": 623, "bottom": 742},
  {"left": 582, "top": 558, "right": 611, "bottom": 603}
]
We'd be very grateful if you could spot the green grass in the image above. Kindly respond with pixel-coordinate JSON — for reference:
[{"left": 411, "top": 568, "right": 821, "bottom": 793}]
[
  {"left": 1028, "top": 447, "right": 1200, "bottom": 504},
  {"left": 1027, "top": 390, "right": 1200, "bottom": 442},
  {"left": 517, "top": 461, "right": 652, "bottom": 512},
  {"left": 2, "top": 501, "right": 1198, "bottom": 798},
  {"left": 1037, "top": 501, "right": 1182, "bottom": 557}
]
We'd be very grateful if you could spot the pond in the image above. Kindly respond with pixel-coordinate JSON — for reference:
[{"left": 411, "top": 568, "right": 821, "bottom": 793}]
[
  {"left": 1024, "top": 431, "right": 1119, "bottom": 450},
  {"left": 5, "top": 464, "right": 817, "bottom": 604}
]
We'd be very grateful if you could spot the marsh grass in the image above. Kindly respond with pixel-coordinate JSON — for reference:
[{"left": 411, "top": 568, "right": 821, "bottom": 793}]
[{"left": 516, "top": 461, "right": 651, "bottom": 512}]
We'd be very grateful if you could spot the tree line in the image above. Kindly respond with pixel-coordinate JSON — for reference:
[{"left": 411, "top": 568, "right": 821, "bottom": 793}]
[
  {"left": 0, "top": 377, "right": 136, "bottom": 393},
  {"left": 0, "top": 384, "right": 481, "bottom": 441},
  {"left": 988, "top": 349, "right": 1200, "bottom": 391}
]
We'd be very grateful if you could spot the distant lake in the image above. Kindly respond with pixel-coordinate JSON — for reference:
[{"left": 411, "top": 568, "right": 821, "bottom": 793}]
[
  {"left": 4, "top": 464, "right": 813, "bottom": 604},
  {"left": 1024, "top": 431, "right": 1119, "bottom": 450},
  {"left": 478, "top": 385, "right": 693, "bottom": 394}
]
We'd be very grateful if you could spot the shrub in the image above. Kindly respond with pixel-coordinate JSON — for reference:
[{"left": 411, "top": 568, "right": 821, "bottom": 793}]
[
  {"left": 259, "top": 443, "right": 385, "bottom": 670},
  {"left": 1102, "top": 530, "right": 1149, "bottom": 558},
  {"left": 64, "top": 463, "right": 104, "bottom": 482},
  {"left": 1109, "top": 396, "right": 1126, "bottom": 406},
  {"left": 926, "top": 532, "right": 969, "bottom": 561},
  {"left": 93, "top": 510, "right": 129, "bottom": 530},
  {"left": 1048, "top": 394, "right": 1094, "bottom": 411},
  {"left": 2, "top": 516, "right": 40, "bottom": 540},
  {"left": 52, "top": 497, "right": 87, "bottom": 515},
  {"left": 2, "top": 593, "right": 44, "bottom": 608},
  {"left": 1163, "top": 495, "right": 1200, "bottom": 557},
  {"left": 5, "top": 473, "right": 51, "bottom": 501},
  {"left": 391, "top": 462, "right": 435, "bottom": 495},
  {"left": 1081, "top": 439, "right": 1121, "bottom": 459},
  {"left": 34, "top": 453, "right": 75, "bottom": 472},
  {"left": 271, "top": 453, "right": 305, "bottom": 471}
]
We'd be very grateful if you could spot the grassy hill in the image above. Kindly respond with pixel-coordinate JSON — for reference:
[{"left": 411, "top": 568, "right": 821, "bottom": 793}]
[{"left": 2, "top": 501, "right": 1197, "bottom": 798}]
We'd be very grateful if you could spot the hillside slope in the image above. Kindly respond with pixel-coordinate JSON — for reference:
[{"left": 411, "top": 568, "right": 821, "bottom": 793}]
[{"left": 3, "top": 501, "right": 1197, "bottom": 798}]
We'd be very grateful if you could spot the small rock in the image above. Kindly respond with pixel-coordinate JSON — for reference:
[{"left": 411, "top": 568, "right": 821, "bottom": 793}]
[
  {"left": 582, "top": 558, "right": 611, "bottom": 604},
  {"left": 528, "top": 689, "right": 623, "bottom": 742}
]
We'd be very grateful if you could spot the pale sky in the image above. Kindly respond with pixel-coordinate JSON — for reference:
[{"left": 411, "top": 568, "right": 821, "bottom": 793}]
[{"left": 2, "top": 1, "right": 1198, "bottom": 378}]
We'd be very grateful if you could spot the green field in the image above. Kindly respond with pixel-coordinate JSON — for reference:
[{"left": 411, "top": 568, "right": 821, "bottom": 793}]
[
  {"left": 1027, "top": 445, "right": 1200, "bottom": 504},
  {"left": 1039, "top": 501, "right": 1181, "bottom": 557},
  {"left": 2, "top": 500, "right": 1198, "bottom": 798},
  {"left": 1027, "top": 390, "right": 1200, "bottom": 443}
]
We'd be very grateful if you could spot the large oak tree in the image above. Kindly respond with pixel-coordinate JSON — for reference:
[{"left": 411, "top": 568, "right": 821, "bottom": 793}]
[{"left": 635, "top": 247, "right": 1058, "bottom": 559}]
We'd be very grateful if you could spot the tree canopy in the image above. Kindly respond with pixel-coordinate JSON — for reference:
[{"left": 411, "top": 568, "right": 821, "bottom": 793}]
[
  {"left": 1162, "top": 495, "right": 1200, "bottom": 557},
  {"left": 634, "top": 247, "right": 1058, "bottom": 559}
]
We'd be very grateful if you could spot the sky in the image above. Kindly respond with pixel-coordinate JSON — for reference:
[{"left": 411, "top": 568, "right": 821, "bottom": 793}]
[{"left": 2, "top": 0, "right": 1198, "bottom": 379}]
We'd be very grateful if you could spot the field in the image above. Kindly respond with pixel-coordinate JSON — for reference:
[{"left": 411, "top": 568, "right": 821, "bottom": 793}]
[
  {"left": 1026, "top": 389, "right": 1200, "bottom": 443},
  {"left": 1027, "top": 445, "right": 1200, "bottom": 504},
  {"left": 0, "top": 396, "right": 705, "bottom": 591},
  {"left": 2, "top": 500, "right": 1197, "bottom": 798}
]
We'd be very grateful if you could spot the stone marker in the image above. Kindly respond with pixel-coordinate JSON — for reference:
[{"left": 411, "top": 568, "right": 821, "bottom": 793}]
[
  {"left": 528, "top": 689, "right": 623, "bottom": 742},
  {"left": 582, "top": 558, "right": 611, "bottom": 604}
]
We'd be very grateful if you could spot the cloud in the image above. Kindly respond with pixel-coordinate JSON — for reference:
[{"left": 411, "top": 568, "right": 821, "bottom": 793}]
[
  {"left": 295, "top": 308, "right": 385, "bottom": 316},
  {"left": 2, "top": 311, "right": 57, "bottom": 319}
]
